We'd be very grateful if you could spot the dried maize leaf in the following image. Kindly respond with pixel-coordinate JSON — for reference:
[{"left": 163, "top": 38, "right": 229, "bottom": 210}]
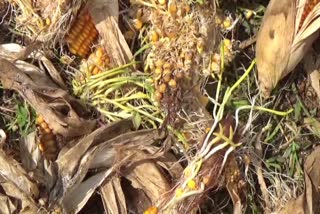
[
  {"left": 124, "top": 150, "right": 171, "bottom": 202},
  {"left": 0, "top": 43, "right": 67, "bottom": 89},
  {"left": 100, "top": 177, "right": 127, "bottom": 214},
  {"left": 0, "top": 193, "right": 17, "bottom": 214},
  {"left": 88, "top": 0, "right": 133, "bottom": 65},
  {"left": 256, "top": 0, "right": 295, "bottom": 96},
  {"left": 62, "top": 170, "right": 109, "bottom": 213},
  {"left": 50, "top": 120, "right": 133, "bottom": 205},
  {"left": 20, "top": 132, "right": 42, "bottom": 172},
  {"left": 257, "top": 0, "right": 320, "bottom": 96},
  {"left": 1, "top": 181, "right": 39, "bottom": 213},
  {"left": 0, "top": 58, "right": 95, "bottom": 137},
  {"left": 0, "top": 149, "right": 39, "bottom": 200}
]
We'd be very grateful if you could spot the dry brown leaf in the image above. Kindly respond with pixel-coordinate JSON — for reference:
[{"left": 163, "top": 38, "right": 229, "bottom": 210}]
[
  {"left": 124, "top": 150, "right": 171, "bottom": 203},
  {"left": 62, "top": 170, "right": 110, "bottom": 213},
  {"left": 100, "top": 177, "right": 127, "bottom": 214},
  {"left": 256, "top": 0, "right": 320, "bottom": 96},
  {"left": 0, "top": 58, "right": 96, "bottom": 137},
  {"left": 256, "top": 0, "right": 295, "bottom": 96},
  {"left": 0, "top": 43, "right": 67, "bottom": 89},
  {"left": 20, "top": 132, "right": 43, "bottom": 172},
  {"left": 1, "top": 181, "right": 39, "bottom": 214},
  {"left": 303, "top": 50, "right": 320, "bottom": 101},
  {"left": 279, "top": 146, "right": 320, "bottom": 214},
  {"left": 0, "top": 150, "right": 39, "bottom": 199},
  {"left": 20, "top": 132, "right": 57, "bottom": 193},
  {"left": 88, "top": 0, "right": 133, "bottom": 66},
  {"left": 0, "top": 193, "right": 17, "bottom": 214},
  {"left": 50, "top": 120, "right": 133, "bottom": 205}
]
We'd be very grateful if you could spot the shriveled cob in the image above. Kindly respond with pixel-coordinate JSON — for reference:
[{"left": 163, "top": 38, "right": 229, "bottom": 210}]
[
  {"left": 36, "top": 115, "right": 58, "bottom": 161},
  {"left": 65, "top": 10, "right": 99, "bottom": 58}
]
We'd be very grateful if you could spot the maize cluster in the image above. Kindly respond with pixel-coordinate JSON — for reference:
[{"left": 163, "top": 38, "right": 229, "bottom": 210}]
[
  {"left": 79, "top": 46, "right": 111, "bottom": 77},
  {"left": 36, "top": 115, "right": 58, "bottom": 161},
  {"left": 152, "top": 60, "right": 180, "bottom": 101},
  {"left": 65, "top": 10, "right": 99, "bottom": 58},
  {"left": 130, "top": 1, "right": 218, "bottom": 126},
  {"left": 300, "top": 0, "right": 320, "bottom": 28}
]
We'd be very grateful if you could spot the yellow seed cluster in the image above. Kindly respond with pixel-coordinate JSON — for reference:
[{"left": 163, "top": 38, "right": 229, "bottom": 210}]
[
  {"left": 152, "top": 60, "right": 180, "bottom": 101},
  {"left": 216, "top": 14, "right": 234, "bottom": 29},
  {"left": 187, "top": 179, "right": 197, "bottom": 190},
  {"left": 300, "top": 0, "right": 320, "bottom": 28},
  {"left": 36, "top": 115, "right": 57, "bottom": 161},
  {"left": 66, "top": 11, "right": 99, "bottom": 58},
  {"left": 79, "top": 47, "right": 111, "bottom": 76}
]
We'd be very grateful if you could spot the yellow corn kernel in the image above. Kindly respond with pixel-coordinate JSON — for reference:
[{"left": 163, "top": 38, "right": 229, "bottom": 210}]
[
  {"left": 150, "top": 31, "right": 159, "bottom": 42},
  {"left": 175, "top": 188, "right": 184, "bottom": 197},
  {"left": 223, "top": 17, "right": 232, "bottom": 29},
  {"left": 154, "top": 67, "right": 162, "bottom": 75},
  {"left": 133, "top": 19, "right": 143, "bottom": 30},
  {"left": 96, "top": 47, "right": 104, "bottom": 58},
  {"left": 40, "top": 122, "right": 48, "bottom": 130},
  {"left": 187, "top": 179, "right": 197, "bottom": 190},
  {"left": 144, "top": 206, "right": 158, "bottom": 214},
  {"left": 92, "top": 67, "right": 100, "bottom": 75},
  {"left": 169, "top": 3, "right": 177, "bottom": 15},
  {"left": 36, "top": 115, "right": 44, "bottom": 124},
  {"left": 168, "top": 79, "right": 177, "bottom": 88},
  {"left": 223, "top": 39, "right": 232, "bottom": 48},
  {"left": 245, "top": 10, "right": 253, "bottom": 20},
  {"left": 158, "top": 0, "right": 166, "bottom": 5},
  {"left": 66, "top": 10, "right": 98, "bottom": 57},
  {"left": 45, "top": 18, "right": 51, "bottom": 26}
]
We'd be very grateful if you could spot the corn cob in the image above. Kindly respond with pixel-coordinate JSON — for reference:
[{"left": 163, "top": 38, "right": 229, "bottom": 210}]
[
  {"left": 36, "top": 115, "right": 58, "bottom": 161},
  {"left": 300, "top": 0, "right": 320, "bottom": 28},
  {"left": 65, "top": 10, "right": 99, "bottom": 58}
]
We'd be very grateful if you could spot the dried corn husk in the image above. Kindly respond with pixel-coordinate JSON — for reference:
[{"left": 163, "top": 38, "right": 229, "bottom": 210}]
[{"left": 256, "top": 0, "right": 320, "bottom": 96}]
